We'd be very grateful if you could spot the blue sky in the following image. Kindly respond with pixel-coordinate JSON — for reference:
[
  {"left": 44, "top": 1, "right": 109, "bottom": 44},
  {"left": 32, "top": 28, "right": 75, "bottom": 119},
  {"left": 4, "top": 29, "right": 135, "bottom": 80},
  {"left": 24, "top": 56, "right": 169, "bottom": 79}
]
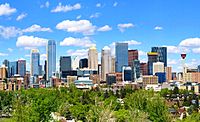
[{"left": 1, "top": 0, "right": 200, "bottom": 72}]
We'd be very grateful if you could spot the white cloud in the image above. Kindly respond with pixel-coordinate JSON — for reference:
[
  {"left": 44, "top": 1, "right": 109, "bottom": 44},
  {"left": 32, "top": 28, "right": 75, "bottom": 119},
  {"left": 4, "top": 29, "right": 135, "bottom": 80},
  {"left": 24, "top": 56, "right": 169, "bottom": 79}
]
[
  {"left": 163, "top": 45, "right": 190, "bottom": 54},
  {"left": 113, "top": 2, "right": 118, "bottom": 7},
  {"left": 0, "top": 3, "right": 16, "bottom": 16},
  {"left": 154, "top": 26, "right": 163, "bottom": 30},
  {"left": 97, "top": 25, "right": 112, "bottom": 32},
  {"left": 67, "top": 49, "right": 88, "bottom": 58},
  {"left": 16, "top": 35, "right": 48, "bottom": 47},
  {"left": 0, "top": 53, "right": 8, "bottom": 56},
  {"left": 179, "top": 38, "right": 200, "bottom": 47},
  {"left": 16, "top": 13, "right": 27, "bottom": 21},
  {"left": 60, "top": 37, "right": 95, "bottom": 47},
  {"left": 168, "top": 59, "right": 177, "bottom": 65},
  {"left": 7, "top": 48, "right": 13, "bottom": 52},
  {"left": 0, "top": 26, "right": 21, "bottom": 38},
  {"left": 51, "top": 3, "right": 81, "bottom": 13},
  {"left": 117, "top": 23, "right": 134, "bottom": 32},
  {"left": 22, "top": 24, "right": 52, "bottom": 32},
  {"left": 40, "top": 1, "right": 50, "bottom": 8},
  {"left": 123, "top": 40, "right": 142, "bottom": 45},
  {"left": 96, "top": 3, "right": 101, "bottom": 7},
  {"left": 90, "top": 12, "right": 100, "bottom": 18},
  {"left": 76, "top": 15, "right": 81, "bottom": 19},
  {"left": 138, "top": 50, "right": 146, "bottom": 56},
  {"left": 192, "top": 48, "right": 200, "bottom": 54},
  {"left": 56, "top": 19, "right": 96, "bottom": 35}
]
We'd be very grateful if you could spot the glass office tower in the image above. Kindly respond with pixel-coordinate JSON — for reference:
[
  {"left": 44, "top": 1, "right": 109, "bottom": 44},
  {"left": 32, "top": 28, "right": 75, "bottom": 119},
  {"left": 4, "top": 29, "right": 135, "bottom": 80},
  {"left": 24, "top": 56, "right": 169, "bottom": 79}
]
[
  {"left": 47, "top": 40, "right": 56, "bottom": 80},
  {"left": 151, "top": 47, "right": 167, "bottom": 67},
  {"left": 115, "top": 43, "right": 128, "bottom": 72},
  {"left": 18, "top": 59, "right": 26, "bottom": 77},
  {"left": 31, "top": 49, "right": 40, "bottom": 76}
]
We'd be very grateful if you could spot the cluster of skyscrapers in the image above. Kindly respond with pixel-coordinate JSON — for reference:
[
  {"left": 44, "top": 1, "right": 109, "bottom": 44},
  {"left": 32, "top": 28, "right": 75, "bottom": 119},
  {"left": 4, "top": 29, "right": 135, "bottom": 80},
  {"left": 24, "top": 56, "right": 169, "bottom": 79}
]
[{"left": 1, "top": 39, "right": 200, "bottom": 89}]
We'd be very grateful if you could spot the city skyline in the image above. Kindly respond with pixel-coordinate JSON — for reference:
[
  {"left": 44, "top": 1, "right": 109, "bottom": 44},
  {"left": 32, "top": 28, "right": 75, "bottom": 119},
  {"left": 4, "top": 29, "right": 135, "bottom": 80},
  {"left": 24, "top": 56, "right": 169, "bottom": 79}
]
[{"left": 1, "top": 0, "right": 200, "bottom": 72}]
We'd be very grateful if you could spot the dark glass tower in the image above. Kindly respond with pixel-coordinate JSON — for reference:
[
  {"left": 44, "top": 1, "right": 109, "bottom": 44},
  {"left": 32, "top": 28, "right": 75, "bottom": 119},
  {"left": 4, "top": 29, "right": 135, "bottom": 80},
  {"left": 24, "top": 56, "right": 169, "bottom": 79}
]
[
  {"left": 132, "top": 59, "right": 140, "bottom": 82},
  {"left": 60, "top": 56, "right": 71, "bottom": 72},
  {"left": 115, "top": 43, "right": 128, "bottom": 72},
  {"left": 79, "top": 58, "right": 88, "bottom": 69},
  {"left": 151, "top": 47, "right": 167, "bottom": 67},
  {"left": 18, "top": 59, "right": 26, "bottom": 77}
]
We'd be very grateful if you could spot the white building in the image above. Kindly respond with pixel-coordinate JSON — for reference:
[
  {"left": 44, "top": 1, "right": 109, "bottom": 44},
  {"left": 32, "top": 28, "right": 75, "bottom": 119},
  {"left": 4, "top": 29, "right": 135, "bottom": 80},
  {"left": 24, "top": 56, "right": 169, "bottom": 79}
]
[
  {"left": 101, "top": 46, "right": 112, "bottom": 81},
  {"left": 153, "top": 62, "right": 164, "bottom": 75},
  {"left": 88, "top": 46, "right": 98, "bottom": 70}
]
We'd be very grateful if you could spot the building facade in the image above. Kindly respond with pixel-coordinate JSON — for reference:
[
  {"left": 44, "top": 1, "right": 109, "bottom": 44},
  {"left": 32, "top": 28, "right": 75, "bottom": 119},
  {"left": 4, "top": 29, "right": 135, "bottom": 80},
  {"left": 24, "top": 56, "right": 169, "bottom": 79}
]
[
  {"left": 140, "top": 63, "right": 148, "bottom": 76},
  {"left": 151, "top": 47, "right": 167, "bottom": 67},
  {"left": 128, "top": 50, "right": 138, "bottom": 67},
  {"left": 18, "top": 59, "right": 26, "bottom": 77},
  {"left": 153, "top": 62, "right": 164, "bottom": 75},
  {"left": 101, "top": 46, "right": 112, "bottom": 81},
  {"left": 79, "top": 58, "right": 88, "bottom": 69},
  {"left": 88, "top": 46, "right": 98, "bottom": 70},
  {"left": 31, "top": 49, "right": 40, "bottom": 76},
  {"left": 47, "top": 40, "right": 56, "bottom": 80},
  {"left": 132, "top": 60, "right": 140, "bottom": 82},
  {"left": 147, "top": 52, "right": 158, "bottom": 75},
  {"left": 165, "top": 67, "right": 172, "bottom": 82},
  {"left": 115, "top": 43, "right": 128, "bottom": 72}
]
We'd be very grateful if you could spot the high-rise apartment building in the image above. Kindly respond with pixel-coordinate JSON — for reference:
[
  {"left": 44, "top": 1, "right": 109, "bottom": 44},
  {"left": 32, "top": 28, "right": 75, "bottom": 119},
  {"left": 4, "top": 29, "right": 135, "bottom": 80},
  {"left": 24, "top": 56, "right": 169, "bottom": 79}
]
[
  {"left": 18, "top": 59, "right": 26, "bottom": 77},
  {"left": 31, "top": 49, "right": 40, "bottom": 76},
  {"left": 88, "top": 46, "right": 98, "bottom": 70},
  {"left": 101, "top": 46, "right": 112, "bottom": 81},
  {"left": 151, "top": 47, "right": 167, "bottom": 67},
  {"left": 115, "top": 43, "right": 128, "bottom": 72},
  {"left": 47, "top": 40, "right": 56, "bottom": 80},
  {"left": 128, "top": 50, "right": 138, "bottom": 67}
]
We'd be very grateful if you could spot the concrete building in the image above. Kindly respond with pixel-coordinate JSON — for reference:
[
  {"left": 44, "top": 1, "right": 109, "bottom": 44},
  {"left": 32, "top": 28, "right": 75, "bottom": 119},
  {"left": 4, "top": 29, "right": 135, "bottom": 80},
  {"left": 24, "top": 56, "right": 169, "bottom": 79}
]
[
  {"left": 142, "top": 75, "right": 158, "bottom": 86},
  {"left": 111, "top": 57, "right": 115, "bottom": 73},
  {"left": 101, "top": 46, "right": 112, "bottom": 81},
  {"left": 88, "top": 46, "right": 98, "bottom": 70},
  {"left": 0, "top": 65, "right": 7, "bottom": 79},
  {"left": 153, "top": 62, "right": 164, "bottom": 75}
]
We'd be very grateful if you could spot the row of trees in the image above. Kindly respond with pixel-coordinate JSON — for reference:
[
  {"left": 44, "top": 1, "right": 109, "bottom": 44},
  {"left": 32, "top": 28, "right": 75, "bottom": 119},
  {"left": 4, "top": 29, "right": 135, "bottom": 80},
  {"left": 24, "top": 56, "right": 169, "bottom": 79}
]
[{"left": 0, "top": 85, "right": 199, "bottom": 122}]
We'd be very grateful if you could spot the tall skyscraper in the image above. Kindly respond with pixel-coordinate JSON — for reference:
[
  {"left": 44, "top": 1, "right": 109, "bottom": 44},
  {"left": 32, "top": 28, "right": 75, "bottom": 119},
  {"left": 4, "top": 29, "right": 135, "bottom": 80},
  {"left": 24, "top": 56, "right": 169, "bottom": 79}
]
[
  {"left": 128, "top": 50, "right": 138, "bottom": 67},
  {"left": 79, "top": 58, "right": 88, "bottom": 69},
  {"left": 101, "top": 46, "right": 112, "bottom": 81},
  {"left": 132, "top": 59, "right": 140, "bottom": 82},
  {"left": 153, "top": 62, "right": 164, "bottom": 75},
  {"left": 151, "top": 47, "right": 167, "bottom": 67},
  {"left": 147, "top": 52, "right": 158, "bottom": 75},
  {"left": 18, "top": 59, "right": 26, "bottom": 77},
  {"left": 10, "top": 61, "right": 18, "bottom": 76},
  {"left": 60, "top": 56, "right": 71, "bottom": 72},
  {"left": 115, "top": 43, "right": 128, "bottom": 72},
  {"left": 111, "top": 57, "right": 115, "bottom": 73},
  {"left": 31, "top": 49, "right": 40, "bottom": 76},
  {"left": 47, "top": 40, "right": 56, "bottom": 80},
  {"left": 88, "top": 46, "right": 98, "bottom": 70}
]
